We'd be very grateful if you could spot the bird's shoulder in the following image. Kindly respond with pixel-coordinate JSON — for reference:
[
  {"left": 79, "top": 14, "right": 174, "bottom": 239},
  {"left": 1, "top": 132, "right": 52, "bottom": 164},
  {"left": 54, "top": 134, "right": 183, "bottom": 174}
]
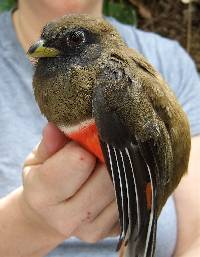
[{"left": 96, "top": 47, "right": 161, "bottom": 105}]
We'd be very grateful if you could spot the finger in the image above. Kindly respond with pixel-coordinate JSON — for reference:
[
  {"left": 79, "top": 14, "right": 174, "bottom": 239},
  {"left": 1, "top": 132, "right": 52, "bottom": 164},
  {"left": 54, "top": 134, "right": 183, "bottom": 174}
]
[
  {"left": 63, "top": 163, "right": 115, "bottom": 226},
  {"left": 74, "top": 200, "right": 119, "bottom": 243},
  {"left": 24, "top": 122, "right": 69, "bottom": 166},
  {"left": 109, "top": 222, "right": 120, "bottom": 237},
  {"left": 23, "top": 141, "right": 97, "bottom": 206}
]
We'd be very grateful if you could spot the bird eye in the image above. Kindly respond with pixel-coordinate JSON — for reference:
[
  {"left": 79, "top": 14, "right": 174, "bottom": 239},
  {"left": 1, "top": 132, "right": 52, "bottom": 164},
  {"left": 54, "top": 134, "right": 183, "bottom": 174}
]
[{"left": 67, "top": 30, "right": 86, "bottom": 47}]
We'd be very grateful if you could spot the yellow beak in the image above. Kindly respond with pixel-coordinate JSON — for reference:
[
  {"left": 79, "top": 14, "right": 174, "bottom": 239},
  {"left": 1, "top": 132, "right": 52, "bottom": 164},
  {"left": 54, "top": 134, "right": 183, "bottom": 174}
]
[{"left": 27, "top": 40, "right": 60, "bottom": 58}]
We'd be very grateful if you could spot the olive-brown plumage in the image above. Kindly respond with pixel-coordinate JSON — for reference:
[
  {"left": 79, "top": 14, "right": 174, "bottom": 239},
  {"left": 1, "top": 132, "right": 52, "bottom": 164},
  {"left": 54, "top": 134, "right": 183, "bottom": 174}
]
[{"left": 28, "top": 14, "right": 191, "bottom": 257}]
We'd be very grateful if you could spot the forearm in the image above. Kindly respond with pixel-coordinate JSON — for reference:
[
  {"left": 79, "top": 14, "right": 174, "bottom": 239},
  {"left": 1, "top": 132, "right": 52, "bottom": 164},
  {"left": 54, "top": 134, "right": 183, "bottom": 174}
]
[
  {"left": 174, "top": 237, "right": 200, "bottom": 257},
  {"left": 0, "top": 187, "right": 64, "bottom": 257},
  {"left": 173, "top": 136, "right": 200, "bottom": 257}
]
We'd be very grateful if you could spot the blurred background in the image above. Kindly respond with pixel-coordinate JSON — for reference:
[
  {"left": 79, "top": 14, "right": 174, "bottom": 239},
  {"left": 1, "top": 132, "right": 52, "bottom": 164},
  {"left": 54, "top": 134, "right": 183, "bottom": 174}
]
[{"left": 0, "top": 0, "right": 199, "bottom": 71}]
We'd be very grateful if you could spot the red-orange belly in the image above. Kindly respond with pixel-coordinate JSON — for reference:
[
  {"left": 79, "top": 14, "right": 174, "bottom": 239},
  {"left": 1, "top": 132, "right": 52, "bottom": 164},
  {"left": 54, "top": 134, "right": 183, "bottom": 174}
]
[{"left": 66, "top": 123, "right": 104, "bottom": 162}]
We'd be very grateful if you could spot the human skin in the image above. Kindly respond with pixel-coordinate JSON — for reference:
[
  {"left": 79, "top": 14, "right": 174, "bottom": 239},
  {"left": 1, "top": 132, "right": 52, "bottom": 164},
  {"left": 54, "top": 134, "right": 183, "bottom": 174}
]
[
  {"left": 173, "top": 135, "right": 200, "bottom": 257},
  {"left": 0, "top": 123, "right": 119, "bottom": 257},
  {"left": 0, "top": 0, "right": 199, "bottom": 256},
  {"left": 13, "top": 0, "right": 103, "bottom": 51}
]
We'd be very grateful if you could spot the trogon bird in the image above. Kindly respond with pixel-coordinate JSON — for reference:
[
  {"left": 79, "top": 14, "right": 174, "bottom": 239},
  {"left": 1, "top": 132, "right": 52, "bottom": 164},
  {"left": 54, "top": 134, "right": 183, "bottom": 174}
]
[{"left": 28, "top": 14, "right": 191, "bottom": 257}]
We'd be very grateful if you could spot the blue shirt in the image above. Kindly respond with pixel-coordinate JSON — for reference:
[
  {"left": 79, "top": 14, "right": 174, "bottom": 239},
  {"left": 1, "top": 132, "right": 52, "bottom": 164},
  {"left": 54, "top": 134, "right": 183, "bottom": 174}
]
[{"left": 0, "top": 11, "right": 200, "bottom": 257}]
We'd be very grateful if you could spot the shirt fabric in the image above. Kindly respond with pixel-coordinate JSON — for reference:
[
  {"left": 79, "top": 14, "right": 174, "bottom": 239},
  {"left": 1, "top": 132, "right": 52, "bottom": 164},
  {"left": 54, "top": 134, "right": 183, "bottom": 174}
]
[{"left": 0, "top": 11, "right": 200, "bottom": 257}]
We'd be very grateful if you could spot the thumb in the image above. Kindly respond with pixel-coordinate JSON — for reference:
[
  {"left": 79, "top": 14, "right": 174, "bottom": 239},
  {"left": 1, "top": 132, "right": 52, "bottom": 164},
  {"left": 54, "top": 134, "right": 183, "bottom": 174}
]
[
  {"left": 24, "top": 122, "right": 69, "bottom": 167},
  {"left": 42, "top": 122, "right": 69, "bottom": 157}
]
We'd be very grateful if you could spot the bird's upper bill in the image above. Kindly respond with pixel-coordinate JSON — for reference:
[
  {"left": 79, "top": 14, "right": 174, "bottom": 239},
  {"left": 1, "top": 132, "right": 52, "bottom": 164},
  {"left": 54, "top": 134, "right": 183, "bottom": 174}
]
[{"left": 27, "top": 39, "right": 60, "bottom": 58}]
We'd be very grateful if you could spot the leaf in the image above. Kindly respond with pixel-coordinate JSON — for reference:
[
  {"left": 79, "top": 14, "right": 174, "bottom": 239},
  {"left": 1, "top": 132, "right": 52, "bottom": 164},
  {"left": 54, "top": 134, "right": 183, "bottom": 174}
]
[
  {"left": 0, "top": 0, "right": 16, "bottom": 11},
  {"left": 103, "top": 1, "right": 137, "bottom": 25}
]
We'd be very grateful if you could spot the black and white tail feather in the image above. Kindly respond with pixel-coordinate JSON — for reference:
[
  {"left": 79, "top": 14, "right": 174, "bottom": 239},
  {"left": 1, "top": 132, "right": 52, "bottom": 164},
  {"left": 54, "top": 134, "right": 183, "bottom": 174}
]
[
  {"left": 100, "top": 141, "right": 158, "bottom": 257},
  {"left": 92, "top": 76, "right": 161, "bottom": 257}
]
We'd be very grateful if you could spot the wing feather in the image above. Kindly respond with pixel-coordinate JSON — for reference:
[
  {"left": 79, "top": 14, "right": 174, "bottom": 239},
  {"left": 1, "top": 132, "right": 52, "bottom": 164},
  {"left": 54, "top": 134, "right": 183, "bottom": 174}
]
[{"left": 92, "top": 64, "right": 170, "bottom": 257}]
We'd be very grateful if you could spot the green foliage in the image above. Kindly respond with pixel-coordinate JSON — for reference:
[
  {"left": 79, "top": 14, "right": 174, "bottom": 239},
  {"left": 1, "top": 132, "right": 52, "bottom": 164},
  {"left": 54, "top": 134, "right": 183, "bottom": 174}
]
[
  {"left": 103, "top": 0, "right": 137, "bottom": 25},
  {"left": 0, "top": 0, "right": 17, "bottom": 11},
  {"left": 0, "top": 0, "right": 16, "bottom": 11}
]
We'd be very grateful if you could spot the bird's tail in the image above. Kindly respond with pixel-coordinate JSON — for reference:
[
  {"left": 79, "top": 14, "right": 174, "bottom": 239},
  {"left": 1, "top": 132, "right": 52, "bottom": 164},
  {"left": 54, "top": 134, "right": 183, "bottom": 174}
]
[{"left": 123, "top": 203, "right": 157, "bottom": 257}]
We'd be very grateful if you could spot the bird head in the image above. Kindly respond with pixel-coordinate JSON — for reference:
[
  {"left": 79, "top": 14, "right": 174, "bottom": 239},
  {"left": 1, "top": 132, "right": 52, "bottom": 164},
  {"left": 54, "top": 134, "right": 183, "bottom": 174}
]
[
  {"left": 28, "top": 14, "right": 125, "bottom": 127},
  {"left": 28, "top": 14, "right": 125, "bottom": 62}
]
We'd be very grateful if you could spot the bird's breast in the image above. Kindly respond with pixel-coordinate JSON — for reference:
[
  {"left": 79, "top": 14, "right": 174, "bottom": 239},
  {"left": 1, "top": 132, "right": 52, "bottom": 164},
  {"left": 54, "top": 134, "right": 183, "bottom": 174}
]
[{"left": 59, "top": 120, "right": 104, "bottom": 162}]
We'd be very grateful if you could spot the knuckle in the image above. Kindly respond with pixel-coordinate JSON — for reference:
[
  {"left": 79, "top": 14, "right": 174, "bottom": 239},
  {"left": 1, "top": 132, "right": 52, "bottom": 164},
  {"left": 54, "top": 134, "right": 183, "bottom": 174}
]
[
  {"left": 22, "top": 166, "right": 45, "bottom": 211},
  {"left": 23, "top": 144, "right": 40, "bottom": 168},
  {"left": 22, "top": 164, "right": 40, "bottom": 187},
  {"left": 24, "top": 189, "right": 45, "bottom": 211},
  {"left": 22, "top": 165, "right": 35, "bottom": 189},
  {"left": 22, "top": 166, "right": 30, "bottom": 185},
  {"left": 55, "top": 218, "right": 79, "bottom": 238}
]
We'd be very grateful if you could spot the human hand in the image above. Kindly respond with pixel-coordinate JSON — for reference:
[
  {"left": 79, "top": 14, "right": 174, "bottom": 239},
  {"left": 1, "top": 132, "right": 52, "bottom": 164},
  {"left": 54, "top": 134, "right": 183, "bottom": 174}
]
[{"left": 22, "top": 122, "right": 119, "bottom": 243}]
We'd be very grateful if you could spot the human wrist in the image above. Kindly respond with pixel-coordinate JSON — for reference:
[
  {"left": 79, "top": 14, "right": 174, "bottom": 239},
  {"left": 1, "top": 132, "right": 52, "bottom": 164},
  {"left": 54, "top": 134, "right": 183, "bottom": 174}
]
[
  {"left": 20, "top": 186, "right": 65, "bottom": 239},
  {"left": 0, "top": 187, "right": 64, "bottom": 257}
]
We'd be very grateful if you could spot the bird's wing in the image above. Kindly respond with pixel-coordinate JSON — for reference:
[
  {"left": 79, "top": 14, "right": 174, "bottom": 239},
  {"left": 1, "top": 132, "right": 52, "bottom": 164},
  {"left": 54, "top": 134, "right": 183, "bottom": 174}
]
[{"left": 92, "top": 63, "right": 172, "bottom": 257}]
